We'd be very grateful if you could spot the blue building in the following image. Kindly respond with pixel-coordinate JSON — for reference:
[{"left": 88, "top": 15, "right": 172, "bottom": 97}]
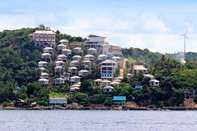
[{"left": 113, "top": 96, "right": 126, "bottom": 106}]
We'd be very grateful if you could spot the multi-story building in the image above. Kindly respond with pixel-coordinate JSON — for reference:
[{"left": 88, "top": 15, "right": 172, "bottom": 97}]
[
  {"left": 132, "top": 65, "right": 148, "bottom": 74},
  {"left": 85, "top": 34, "right": 106, "bottom": 50},
  {"left": 102, "top": 42, "right": 122, "bottom": 58},
  {"left": 100, "top": 59, "right": 117, "bottom": 79},
  {"left": 30, "top": 30, "right": 56, "bottom": 47}
]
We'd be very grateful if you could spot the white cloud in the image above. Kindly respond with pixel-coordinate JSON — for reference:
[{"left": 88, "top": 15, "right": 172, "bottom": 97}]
[
  {"left": 125, "top": 33, "right": 197, "bottom": 53},
  {"left": 0, "top": 13, "right": 58, "bottom": 31},
  {"left": 184, "top": 22, "right": 194, "bottom": 33},
  {"left": 140, "top": 12, "right": 170, "bottom": 31}
]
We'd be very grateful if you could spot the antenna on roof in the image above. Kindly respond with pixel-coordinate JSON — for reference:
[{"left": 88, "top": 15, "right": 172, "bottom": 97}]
[{"left": 180, "top": 30, "right": 188, "bottom": 60}]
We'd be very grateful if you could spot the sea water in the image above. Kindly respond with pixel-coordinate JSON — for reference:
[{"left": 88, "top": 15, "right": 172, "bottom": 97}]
[{"left": 0, "top": 110, "right": 196, "bottom": 131}]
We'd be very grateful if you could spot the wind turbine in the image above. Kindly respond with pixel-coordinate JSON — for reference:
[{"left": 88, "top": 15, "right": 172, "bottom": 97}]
[{"left": 181, "top": 30, "right": 188, "bottom": 60}]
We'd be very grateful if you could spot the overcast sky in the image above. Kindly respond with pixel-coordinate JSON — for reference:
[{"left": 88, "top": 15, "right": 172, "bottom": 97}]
[{"left": 0, "top": 0, "right": 197, "bottom": 53}]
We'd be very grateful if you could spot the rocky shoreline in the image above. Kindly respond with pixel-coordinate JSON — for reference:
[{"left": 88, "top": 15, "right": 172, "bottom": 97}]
[{"left": 0, "top": 105, "right": 196, "bottom": 111}]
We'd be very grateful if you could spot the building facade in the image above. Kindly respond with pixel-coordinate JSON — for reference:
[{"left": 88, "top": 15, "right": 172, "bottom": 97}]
[
  {"left": 85, "top": 34, "right": 106, "bottom": 50},
  {"left": 31, "top": 30, "right": 56, "bottom": 47},
  {"left": 100, "top": 60, "right": 117, "bottom": 79}
]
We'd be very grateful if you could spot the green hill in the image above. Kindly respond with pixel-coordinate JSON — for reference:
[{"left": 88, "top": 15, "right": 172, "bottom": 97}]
[{"left": 1, "top": 26, "right": 197, "bottom": 108}]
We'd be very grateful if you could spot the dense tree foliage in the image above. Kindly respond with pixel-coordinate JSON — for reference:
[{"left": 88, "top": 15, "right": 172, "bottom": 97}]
[{"left": 1, "top": 26, "right": 197, "bottom": 108}]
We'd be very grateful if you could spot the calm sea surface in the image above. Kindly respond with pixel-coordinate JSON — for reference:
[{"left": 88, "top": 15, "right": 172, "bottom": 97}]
[{"left": 0, "top": 110, "right": 197, "bottom": 131}]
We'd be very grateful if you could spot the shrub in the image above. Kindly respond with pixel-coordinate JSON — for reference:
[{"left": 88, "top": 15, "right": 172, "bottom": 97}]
[{"left": 2, "top": 102, "right": 11, "bottom": 107}]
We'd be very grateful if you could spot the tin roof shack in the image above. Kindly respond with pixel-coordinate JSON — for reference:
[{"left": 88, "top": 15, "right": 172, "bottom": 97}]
[
  {"left": 184, "top": 88, "right": 191, "bottom": 98},
  {"left": 113, "top": 96, "right": 126, "bottom": 106},
  {"left": 49, "top": 97, "right": 67, "bottom": 106},
  {"left": 14, "top": 99, "right": 25, "bottom": 107}
]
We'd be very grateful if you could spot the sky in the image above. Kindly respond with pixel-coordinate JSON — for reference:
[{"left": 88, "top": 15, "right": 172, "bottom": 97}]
[{"left": 0, "top": 0, "right": 197, "bottom": 53}]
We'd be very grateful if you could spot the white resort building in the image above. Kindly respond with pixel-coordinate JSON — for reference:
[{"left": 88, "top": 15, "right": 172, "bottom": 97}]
[
  {"left": 102, "top": 42, "right": 122, "bottom": 58},
  {"left": 62, "top": 49, "right": 71, "bottom": 56},
  {"left": 30, "top": 30, "right": 56, "bottom": 47},
  {"left": 59, "top": 39, "right": 69, "bottom": 47},
  {"left": 87, "top": 48, "right": 97, "bottom": 55},
  {"left": 85, "top": 34, "right": 106, "bottom": 50},
  {"left": 100, "top": 60, "right": 117, "bottom": 79}
]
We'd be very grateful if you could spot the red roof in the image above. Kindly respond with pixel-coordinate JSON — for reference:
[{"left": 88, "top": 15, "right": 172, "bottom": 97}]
[{"left": 88, "top": 34, "right": 106, "bottom": 38}]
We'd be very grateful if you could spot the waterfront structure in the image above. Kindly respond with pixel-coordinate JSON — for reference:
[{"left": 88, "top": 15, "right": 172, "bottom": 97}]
[
  {"left": 49, "top": 97, "right": 67, "bottom": 105},
  {"left": 100, "top": 59, "right": 117, "bottom": 79},
  {"left": 113, "top": 96, "right": 126, "bottom": 106},
  {"left": 30, "top": 30, "right": 56, "bottom": 47},
  {"left": 85, "top": 34, "right": 106, "bottom": 50}
]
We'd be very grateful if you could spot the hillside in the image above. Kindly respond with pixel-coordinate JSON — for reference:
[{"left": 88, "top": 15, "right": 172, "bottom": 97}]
[{"left": 1, "top": 26, "right": 197, "bottom": 109}]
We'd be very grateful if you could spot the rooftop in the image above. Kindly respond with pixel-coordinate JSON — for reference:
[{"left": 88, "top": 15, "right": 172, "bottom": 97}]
[
  {"left": 63, "top": 49, "right": 71, "bottom": 51},
  {"left": 34, "top": 30, "right": 55, "bottom": 34},
  {"left": 71, "top": 76, "right": 81, "bottom": 78},
  {"left": 100, "top": 59, "right": 116, "bottom": 64},
  {"left": 38, "top": 61, "right": 48, "bottom": 64},
  {"left": 79, "top": 70, "right": 88, "bottom": 73},
  {"left": 88, "top": 48, "right": 97, "bottom": 51},
  {"left": 88, "top": 34, "right": 106, "bottom": 38},
  {"left": 133, "top": 65, "right": 147, "bottom": 70},
  {"left": 113, "top": 96, "right": 126, "bottom": 101},
  {"left": 59, "top": 39, "right": 69, "bottom": 42},
  {"left": 38, "top": 78, "right": 49, "bottom": 82},
  {"left": 149, "top": 79, "right": 159, "bottom": 82},
  {"left": 44, "top": 47, "right": 53, "bottom": 50},
  {"left": 94, "top": 79, "right": 102, "bottom": 82},
  {"left": 103, "top": 86, "right": 114, "bottom": 89}
]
